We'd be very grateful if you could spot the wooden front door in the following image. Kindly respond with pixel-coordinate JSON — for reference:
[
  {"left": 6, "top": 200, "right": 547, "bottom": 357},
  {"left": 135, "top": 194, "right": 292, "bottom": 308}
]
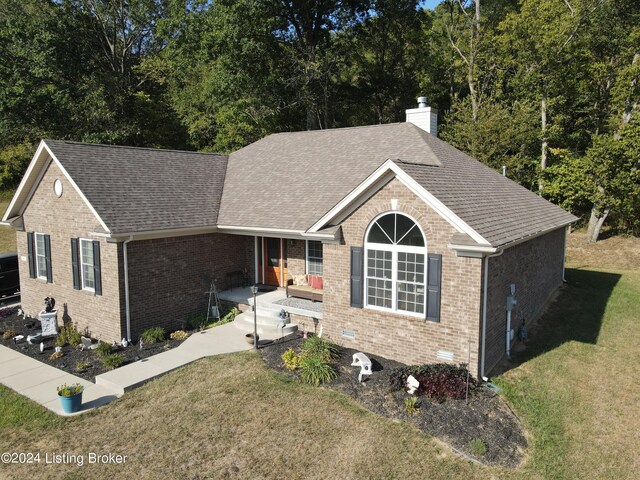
[{"left": 262, "top": 237, "right": 285, "bottom": 286}]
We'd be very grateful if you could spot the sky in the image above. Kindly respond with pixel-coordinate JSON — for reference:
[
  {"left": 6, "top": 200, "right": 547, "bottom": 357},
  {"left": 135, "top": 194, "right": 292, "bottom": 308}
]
[{"left": 420, "top": 0, "right": 443, "bottom": 10}]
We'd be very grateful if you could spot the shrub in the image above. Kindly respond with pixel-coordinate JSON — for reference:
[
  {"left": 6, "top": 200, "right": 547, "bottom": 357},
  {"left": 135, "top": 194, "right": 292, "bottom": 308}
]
[
  {"left": 56, "top": 383, "right": 83, "bottom": 397},
  {"left": 187, "top": 313, "right": 208, "bottom": 330},
  {"left": 299, "top": 355, "right": 337, "bottom": 386},
  {"left": 102, "top": 353, "right": 125, "bottom": 370},
  {"left": 405, "top": 396, "right": 419, "bottom": 415},
  {"left": 57, "top": 323, "right": 82, "bottom": 347},
  {"left": 170, "top": 330, "right": 189, "bottom": 341},
  {"left": 49, "top": 351, "right": 63, "bottom": 360},
  {"left": 468, "top": 439, "right": 487, "bottom": 456},
  {"left": 75, "top": 362, "right": 91, "bottom": 371},
  {"left": 2, "top": 328, "right": 15, "bottom": 339},
  {"left": 95, "top": 342, "right": 114, "bottom": 358},
  {"left": 214, "top": 307, "right": 240, "bottom": 326},
  {"left": 0, "top": 307, "right": 17, "bottom": 317},
  {"left": 300, "top": 336, "right": 340, "bottom": 362},
  {"left": 281, "top": 348, "right": 299, "bottom": 371},
  {"left": 140, "top": 327, "right": 166, "bottom": 344},
  {"left": 388, "top": 363, "right": 477, "bottom": 402}
]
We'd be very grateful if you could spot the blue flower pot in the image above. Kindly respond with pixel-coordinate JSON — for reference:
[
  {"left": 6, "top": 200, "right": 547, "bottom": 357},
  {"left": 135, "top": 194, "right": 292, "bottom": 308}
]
[{"left": 58, "top": 392, "right": 83, "bottom": 414}]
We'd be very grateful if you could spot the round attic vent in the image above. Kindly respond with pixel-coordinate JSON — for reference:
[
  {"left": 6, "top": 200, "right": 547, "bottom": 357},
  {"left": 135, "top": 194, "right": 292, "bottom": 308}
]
[{"left": 54, "top": 179, "right": 63, "bottom": 197}]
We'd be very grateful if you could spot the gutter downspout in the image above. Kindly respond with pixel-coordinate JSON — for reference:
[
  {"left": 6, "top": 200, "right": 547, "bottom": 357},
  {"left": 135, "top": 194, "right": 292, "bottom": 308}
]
[
  {"left": 123, "top": 236, "right": 133, "bottom": 342},
  {"left": 562, "top": 226, "right": 568, "bottom": 282},
  {"left": 480, "top": 249, "right": 504, "bottom": 381}
]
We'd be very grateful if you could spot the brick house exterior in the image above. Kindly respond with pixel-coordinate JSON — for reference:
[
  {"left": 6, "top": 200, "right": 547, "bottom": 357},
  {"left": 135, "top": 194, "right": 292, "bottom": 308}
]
[
  {"left": 126, "top": 234, "right": 254, "bottom": 340},
  {"left": 3, "top": 100, "right": 576, "bottom": 378},
  {"left": 323, "top": 178, "right": 483, "bottom": 369},
  {"left": 16, "top": 160, "right": 126, "bottom": 342}
]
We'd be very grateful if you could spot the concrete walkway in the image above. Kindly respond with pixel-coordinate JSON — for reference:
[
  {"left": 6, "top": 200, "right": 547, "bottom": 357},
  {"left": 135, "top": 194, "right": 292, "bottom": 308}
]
[
  {"left": 95, "top": 322, "right": 252, "bottom": 395},
  {"left": 1, "top": 322, "right": 254, "bottom": 415},
  {"left": 0, "top": 345, "right": 120, "bottom": 416}
]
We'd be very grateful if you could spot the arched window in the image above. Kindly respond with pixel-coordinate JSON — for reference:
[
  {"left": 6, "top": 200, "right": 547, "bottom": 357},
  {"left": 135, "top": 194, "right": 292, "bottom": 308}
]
[{"left": 364, "top": 212, "right": 426, "bottom": 315}]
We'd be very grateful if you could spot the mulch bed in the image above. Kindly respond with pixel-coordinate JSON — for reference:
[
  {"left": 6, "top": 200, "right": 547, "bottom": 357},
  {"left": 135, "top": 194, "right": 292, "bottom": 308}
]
[
  {"left": 0, "top": 308, "right": 186, "bottom": 382},
  {"left": 259, "top": 333, "right": 527, "bottom": 467}
]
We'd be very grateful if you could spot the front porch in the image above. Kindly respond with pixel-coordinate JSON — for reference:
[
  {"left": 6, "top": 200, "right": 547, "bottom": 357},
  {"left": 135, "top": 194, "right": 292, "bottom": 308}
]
[{"left": 218, "top": 286, "right": 323, "bottom": 340}]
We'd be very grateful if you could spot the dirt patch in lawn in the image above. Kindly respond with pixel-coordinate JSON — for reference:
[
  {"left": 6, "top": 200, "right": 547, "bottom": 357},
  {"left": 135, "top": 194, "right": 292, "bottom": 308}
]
[
  {"left": 260, "top": 334, "right": 527, "bottom": 467},
  {"left": 567, "top": 231, "right": 640, "bottom": 271},
  {"left": 0, "top": 309, "right": 186, "bottom": 382}
]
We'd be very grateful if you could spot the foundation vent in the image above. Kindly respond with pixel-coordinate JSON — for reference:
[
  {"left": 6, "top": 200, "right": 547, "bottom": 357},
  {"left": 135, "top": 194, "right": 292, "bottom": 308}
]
[
  {"left": 341, "top": 329, "right": 356, "bottom": 340},
  {"left": 436, "top": 350, "right": 454, "bottom": 362}
]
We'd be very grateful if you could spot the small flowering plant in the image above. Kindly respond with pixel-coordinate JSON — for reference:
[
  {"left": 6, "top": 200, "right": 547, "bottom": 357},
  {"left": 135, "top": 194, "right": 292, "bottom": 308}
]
[{"left": 56, "top": 383, "right": 84, "bottom": 397}]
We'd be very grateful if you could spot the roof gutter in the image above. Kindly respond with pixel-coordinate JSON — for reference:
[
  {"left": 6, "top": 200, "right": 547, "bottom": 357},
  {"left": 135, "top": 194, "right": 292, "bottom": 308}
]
[{"left": 91, "top": 225, "right": 219, "bottom": 242}]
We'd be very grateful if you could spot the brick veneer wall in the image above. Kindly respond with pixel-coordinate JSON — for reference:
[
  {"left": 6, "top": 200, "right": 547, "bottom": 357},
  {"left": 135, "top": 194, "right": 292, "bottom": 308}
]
[
  {"left": 322, "top": 178, "right": 484, "bottom": 376},
  {"left": 286, "top": 239, "right": 306, "bottom": 278},
  {"left": 17, "top": 160, "right": 125, "bottom": 342},
  {"left": 484, "top": 227, "right": 566, "bottom": 374},
  {"left": 126, "top": 233, "right": 254, "bottom": 339}
]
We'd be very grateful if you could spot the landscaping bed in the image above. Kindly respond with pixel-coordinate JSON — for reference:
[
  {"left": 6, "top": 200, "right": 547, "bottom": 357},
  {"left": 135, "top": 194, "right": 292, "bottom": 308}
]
[
  {"left": 260, "top": 333, "right": 527, "bottom": 467},
  {"left": 0, "top": 309, "right": 186, "bottom": 382}
]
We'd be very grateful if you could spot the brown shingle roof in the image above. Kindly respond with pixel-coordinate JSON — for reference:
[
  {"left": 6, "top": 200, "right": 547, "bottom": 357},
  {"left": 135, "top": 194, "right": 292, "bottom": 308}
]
[
  {"left": 218, "top": 123, "right": 576, "bottom": 247},
  {"left": 217, "top": 123, "right": 440, "bottom": 230},
  {"left": 42, "top": 122, "right": 577, "bottom": 247},
  {"left": 45, "top": 140, "right": 227, "bottom": 234},
  {"left": 396, "top": 133, "right": 577, "bottom": 247}
]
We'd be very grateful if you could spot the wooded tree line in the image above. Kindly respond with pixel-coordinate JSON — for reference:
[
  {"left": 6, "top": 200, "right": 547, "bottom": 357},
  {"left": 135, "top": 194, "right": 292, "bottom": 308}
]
[{"left": 0, "top": 0, "right": 638, "bottom": 241}]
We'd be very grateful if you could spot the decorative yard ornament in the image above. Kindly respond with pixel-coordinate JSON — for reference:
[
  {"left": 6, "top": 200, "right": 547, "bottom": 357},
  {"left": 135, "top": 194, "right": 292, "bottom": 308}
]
[
  {"left": 139, "top": 339, "right": 143, "bottom": 351},
  {"left": 406, "top": 375, "right": 420, "bottom": 395},
  {"left": 40, "top": 342, "right": 44, "bottom": 353},
  {"left": 44, "top": 297, "right": 55, "bottom": 313},
  {"left": 122, "top": 338, "right": 129, "bottom": 348}
]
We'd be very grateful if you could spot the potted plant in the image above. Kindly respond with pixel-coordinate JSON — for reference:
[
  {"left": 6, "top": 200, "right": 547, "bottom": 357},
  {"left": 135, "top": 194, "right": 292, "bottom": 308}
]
[{"left": 56, "top": 383, "right": 84, "bottom": 414}]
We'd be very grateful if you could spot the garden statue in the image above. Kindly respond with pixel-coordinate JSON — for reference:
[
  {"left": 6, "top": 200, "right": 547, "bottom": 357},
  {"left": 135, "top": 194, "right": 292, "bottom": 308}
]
[{"left": 44, "top": 297, "right": 56, "bottom": 313}]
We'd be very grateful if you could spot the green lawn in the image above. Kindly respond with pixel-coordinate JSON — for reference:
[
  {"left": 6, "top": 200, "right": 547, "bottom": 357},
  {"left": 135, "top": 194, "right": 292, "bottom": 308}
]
[{"left": 0, "top": 244, "right": 638, "bottom": 479}]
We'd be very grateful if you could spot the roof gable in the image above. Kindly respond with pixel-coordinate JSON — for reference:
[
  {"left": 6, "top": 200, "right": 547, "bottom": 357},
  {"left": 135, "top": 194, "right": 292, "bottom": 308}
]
[
  {"left": 2, "top": 140, "right": 110, "bottom": 232},
  {"left": 3, "top": 140, "right": 228, "bottom": 235}
]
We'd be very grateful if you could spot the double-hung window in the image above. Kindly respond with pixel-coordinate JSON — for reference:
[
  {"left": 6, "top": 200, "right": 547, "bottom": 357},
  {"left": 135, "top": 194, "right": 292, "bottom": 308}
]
[
  {"left": 34, "top": 233, "right": 48, "bottom": 280},
  {"left": 79, "top": 239, "right": 95, "bottom": 291},
  {"left": 71, "top": 238, "right": 101, "bottom": 295},
  {"left": 307, "top": 240, "right": 323, "bottom": 276},
  {"left": 27, "top": 232, "right": 52, "bottom": 282}
]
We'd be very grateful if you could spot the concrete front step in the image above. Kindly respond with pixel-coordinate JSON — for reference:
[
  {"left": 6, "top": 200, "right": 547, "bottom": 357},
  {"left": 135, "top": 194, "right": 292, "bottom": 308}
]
[{"left": 233, "top": 311, "right": 298, "bottom": 337}]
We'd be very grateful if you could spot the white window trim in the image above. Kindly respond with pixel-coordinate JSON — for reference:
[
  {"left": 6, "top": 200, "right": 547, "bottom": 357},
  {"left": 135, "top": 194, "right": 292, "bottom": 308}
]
[
  {"left": 34, "top": 232, "right": 47, "bottom": 280},
  {"left": 364, "top": 212, "right": 427, "bottom": 318},
  {"left": 79, "top": 238, "right": 95, "bottom": 292},
  {"left": 306, "top": 240, "right": 323, "bottom": 276}
]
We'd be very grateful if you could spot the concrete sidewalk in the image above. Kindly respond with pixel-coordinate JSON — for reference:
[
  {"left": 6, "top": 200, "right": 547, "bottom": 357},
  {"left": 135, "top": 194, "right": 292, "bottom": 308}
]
[
  {"left": 1, "top": 322, "right": 254, "bottom": 415},
  {"left": 0, "top": 345, "right": 120, "bottom": 416},
  {"left": 95, "top": 322, "right": 252, "bottom": 395}
]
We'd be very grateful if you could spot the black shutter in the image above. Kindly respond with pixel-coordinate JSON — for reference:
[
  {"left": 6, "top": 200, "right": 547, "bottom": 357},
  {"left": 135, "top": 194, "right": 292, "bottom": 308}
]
[
  {"left": 350, "top": 247, "right": 364, "bottom": 308},
  {"left": 426, "top": 253, "right": 442, "bottom": 321},
  {"left": 44, "top": 234, "right": 52, "bottom": 283},
  {"left": 27, "top": 232, "right": 36, "bottom": 278},
  {"left": 92, "top": 240, "right": 102, "bottom": 296},
  {"left": 71, "top": 238, "right": 80, "bottom": 290}
]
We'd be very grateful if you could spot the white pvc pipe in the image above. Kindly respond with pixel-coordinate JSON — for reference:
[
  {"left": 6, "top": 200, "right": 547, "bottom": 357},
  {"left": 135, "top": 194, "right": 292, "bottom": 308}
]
[{"left": 123, "top": 236, "right": 133, "bottom": 341}]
